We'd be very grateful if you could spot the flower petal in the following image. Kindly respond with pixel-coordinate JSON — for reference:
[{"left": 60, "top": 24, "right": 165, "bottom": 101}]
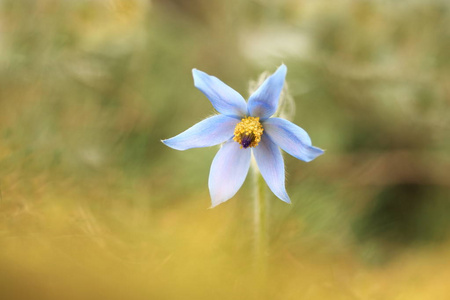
[
  {"left": 248, "top": 64, "right": 287, "bottom": 120},
  {"left": 253, "top": 135, "right": 290, "bottom": 203},
  {"left": 192, "top": 69, "right": 248, "bottom": 118},
  {"left": 162, "top": 115, "right": 239, "bottom": 151},
  {"left": 263, "top": 118, "right": 324, "bottom": 162},
  {"left": 208, "top": 140, "right": 251, "bottom": 207}
]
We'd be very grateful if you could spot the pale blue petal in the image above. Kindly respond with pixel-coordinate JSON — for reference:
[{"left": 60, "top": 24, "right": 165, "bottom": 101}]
[
  {"left": 263, "top": 118, "right": 324, "bottom": 162},
  {"left": 248, "top": 64, "right": 287, "bottom": 120},
  {"left": 192, "top": 69, "right": 248, "bottom": 118},
  {"left": 208, "top": 140, "right": 251, "bottom": 207},
  {"left": 253, "top": 135, "right": 290, "bottom": 203},
  {"left": 162, "top": 115, "right": 238, "bottom": 151}
]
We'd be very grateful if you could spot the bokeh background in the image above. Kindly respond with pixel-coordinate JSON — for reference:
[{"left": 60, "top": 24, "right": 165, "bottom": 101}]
[{"left": 1, "top": 0, "right": 449, "bottom": 299}]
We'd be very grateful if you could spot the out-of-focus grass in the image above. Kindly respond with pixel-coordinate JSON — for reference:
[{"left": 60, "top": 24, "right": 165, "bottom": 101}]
[
  {"left": 2, "top": 181, "right": 450, "bottom": 299},
  {"left": 1, "top": 0, "right": 450, "bottom": 299}
]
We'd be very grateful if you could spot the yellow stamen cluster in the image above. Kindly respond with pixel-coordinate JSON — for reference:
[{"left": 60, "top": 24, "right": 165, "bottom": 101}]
[{"left": 233, "top": 116, "right": 264, "bottom": 148}]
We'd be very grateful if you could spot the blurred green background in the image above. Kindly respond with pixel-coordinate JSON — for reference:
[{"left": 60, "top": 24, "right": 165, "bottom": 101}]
[{"left": 1, "top": 0, "right": 450, "bottom": 299}]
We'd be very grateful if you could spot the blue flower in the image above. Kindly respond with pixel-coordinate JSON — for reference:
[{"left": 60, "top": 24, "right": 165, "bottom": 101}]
[{"left": 162, "top": 65, "right": 324, "bottom": 207}]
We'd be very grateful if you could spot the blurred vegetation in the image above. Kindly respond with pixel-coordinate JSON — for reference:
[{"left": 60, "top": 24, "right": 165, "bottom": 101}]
[{"left": 1, "top": 0, "right": 450, "bottom": 299}]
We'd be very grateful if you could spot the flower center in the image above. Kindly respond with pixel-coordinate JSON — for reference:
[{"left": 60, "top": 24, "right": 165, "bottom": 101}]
[{"left": 233, "top": 116, "right": 264, "bottom": 149}]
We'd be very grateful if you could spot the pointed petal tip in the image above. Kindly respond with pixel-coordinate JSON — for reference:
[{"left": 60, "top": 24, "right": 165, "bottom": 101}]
[
  {"left": 303, "top": 146, "right": 325, "bottom": 162},
  {"left": 191, "top": 69, "right": 201, "bottom": 84},
  {"left": 192, "top": 69, "right": 205, "bottom": 86},
  {"left": 313, "top": 146, "right": 326, "bottom": 154},
  {"left": 209, "top": 193, "right": 230, "bottom": 208},
  {"left": 161, "top": 138, "right": 182, "bottom": 151},
  {"left": 274, "top": 64, "right": 287, "bottom": 78},
  {"left": 279, "top": 192, "right": 291, "bottom": 204},
  {"left": 161, "top": 138, "right": 170, "bottom": 147},
  {"left": 161, "top": 137, "right": 191, "bottom": 151},
  {"left": 208, "top": 200, "right": 224, "bottom": 209},
  {"left": 161, "top": 139, "right": 172, "bottom": 148}
]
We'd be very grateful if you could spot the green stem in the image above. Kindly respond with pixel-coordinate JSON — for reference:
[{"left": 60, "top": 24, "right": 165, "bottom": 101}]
[{"left": 253, "top": 161, "right": 268, "bottom": 271}]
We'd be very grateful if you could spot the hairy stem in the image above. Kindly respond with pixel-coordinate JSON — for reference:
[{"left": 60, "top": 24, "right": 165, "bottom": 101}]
[{"left": 253, "top": 161, "right": 268, "bottom": 272}]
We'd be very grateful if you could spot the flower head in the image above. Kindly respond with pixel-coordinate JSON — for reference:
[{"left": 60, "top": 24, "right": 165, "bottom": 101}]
[{"left": 162, "top": 65, "right": 324, "bottom": 207}]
